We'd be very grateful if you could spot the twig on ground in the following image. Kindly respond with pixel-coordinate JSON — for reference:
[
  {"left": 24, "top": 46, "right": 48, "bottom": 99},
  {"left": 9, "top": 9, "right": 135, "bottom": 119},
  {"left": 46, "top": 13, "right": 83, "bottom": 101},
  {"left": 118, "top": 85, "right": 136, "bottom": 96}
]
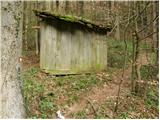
[{"left": 86, "top": 98, "right": 98, "bottom": 117}]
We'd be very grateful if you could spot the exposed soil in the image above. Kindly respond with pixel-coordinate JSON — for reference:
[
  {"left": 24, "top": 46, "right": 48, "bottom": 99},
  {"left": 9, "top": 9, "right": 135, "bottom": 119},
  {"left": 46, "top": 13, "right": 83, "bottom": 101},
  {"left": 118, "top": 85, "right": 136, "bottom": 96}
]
[
  {"left": 21, "top": 52, "right": 40, "bottom": 70},
  {"left": 65, "top": 66, "right": 131, "bottom": 118}
]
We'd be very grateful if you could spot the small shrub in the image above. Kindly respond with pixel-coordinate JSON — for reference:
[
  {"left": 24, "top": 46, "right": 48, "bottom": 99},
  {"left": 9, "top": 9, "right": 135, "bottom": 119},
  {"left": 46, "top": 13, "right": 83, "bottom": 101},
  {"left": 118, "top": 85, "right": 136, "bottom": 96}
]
[
  {"left": 41, "top": 113, "right": 47, "bottom": 119},
  {"left": 40, "top": 99, "right": 54, "bottom": 111},
  {"left": 35, "top": 84, "right": 44, "bottom": 93},
  {"left": 140, "top": 65, "right": 158, "bottom": 80},
  {"left": 74, "top": 110, "right": 87, "bottom": 119},
  {"left": 39, "top": 98, "right": 57, "bottom": 118},
  {"left": 107, "top": 39, "right": 132, "bottom": 69},
  {"left": 146, "top": 87, "right": 159, "bottom": 109},
  {"left": 29, "top": 67, "right": 39, "bottom": 75},
  {"left": 119, "top": 112, "right": 129, "bottom": 119}
]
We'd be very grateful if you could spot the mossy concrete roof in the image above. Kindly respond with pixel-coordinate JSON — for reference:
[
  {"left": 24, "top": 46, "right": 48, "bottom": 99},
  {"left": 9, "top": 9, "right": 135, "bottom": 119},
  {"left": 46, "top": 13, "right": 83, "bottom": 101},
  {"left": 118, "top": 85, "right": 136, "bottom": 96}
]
[{"left": 34, "top": 10, "right": 112, "bottom": 34}]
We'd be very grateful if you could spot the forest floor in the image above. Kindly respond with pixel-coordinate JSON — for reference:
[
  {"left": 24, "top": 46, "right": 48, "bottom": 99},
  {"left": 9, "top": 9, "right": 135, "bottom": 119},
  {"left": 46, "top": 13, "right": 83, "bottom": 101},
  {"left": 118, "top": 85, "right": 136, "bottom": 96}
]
[{"left": 21, "top": 51, "right": 159, "bottom": 119}]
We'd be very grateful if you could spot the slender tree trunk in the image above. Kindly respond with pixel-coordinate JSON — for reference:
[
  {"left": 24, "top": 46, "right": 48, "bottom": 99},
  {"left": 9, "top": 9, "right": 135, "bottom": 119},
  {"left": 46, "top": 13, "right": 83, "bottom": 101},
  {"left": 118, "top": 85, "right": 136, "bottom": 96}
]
[
  {"left": 65, "top": 1, "right": 69, "bottom": 14},
  {"left": 34, "top": 1, "right": 40, "bottom": 55},
  {"left": 24, "top": 1, "right": 28, "bottom": 50},
  {"left": 131, "top": 1, "right": 141, "bottom": 94},
  {"left": 153, "top": 1, "right": 159, "bottom": 65},
  {"left": 115, "top": 3, "right": 120, "bottom": 40},
  {"left": 131, "top": 32, "right": 137, "bottom": 92},
  {"left": 79, "top": 1, "right": 84, "bottom": 16},
  {"left": 0, "top": 1, "right": 25, "bottom": 118}
]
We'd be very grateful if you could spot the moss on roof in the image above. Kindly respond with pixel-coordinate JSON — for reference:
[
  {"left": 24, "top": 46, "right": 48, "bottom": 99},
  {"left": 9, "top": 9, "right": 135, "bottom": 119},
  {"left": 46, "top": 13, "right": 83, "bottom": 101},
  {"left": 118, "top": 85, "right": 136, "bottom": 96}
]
[{"left": 33, "top": 10, "right": 111, "bottom": 33}]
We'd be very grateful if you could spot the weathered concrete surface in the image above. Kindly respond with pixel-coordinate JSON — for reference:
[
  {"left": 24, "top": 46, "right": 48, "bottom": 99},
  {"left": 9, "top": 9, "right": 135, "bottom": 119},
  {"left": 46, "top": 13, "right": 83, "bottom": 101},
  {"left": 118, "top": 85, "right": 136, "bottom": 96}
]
[{"left": 0, "top": 1, "right": 25, "bottom": 118}]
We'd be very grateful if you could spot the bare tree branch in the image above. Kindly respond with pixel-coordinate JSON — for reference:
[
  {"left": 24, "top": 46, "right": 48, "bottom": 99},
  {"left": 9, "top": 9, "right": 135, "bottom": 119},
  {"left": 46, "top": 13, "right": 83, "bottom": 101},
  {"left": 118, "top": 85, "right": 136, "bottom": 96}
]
[
  {"left": 114, "top": 5, "right": 131, "bottom": 113},
  {"left": 140, "top": 31, "right": 158, "bottom": 41},
  {"left": 108, "top": 2, "right": 150, "bottom": 37},
  {"left": 137, "top": 16, "right": 159, "bottom": 33}
]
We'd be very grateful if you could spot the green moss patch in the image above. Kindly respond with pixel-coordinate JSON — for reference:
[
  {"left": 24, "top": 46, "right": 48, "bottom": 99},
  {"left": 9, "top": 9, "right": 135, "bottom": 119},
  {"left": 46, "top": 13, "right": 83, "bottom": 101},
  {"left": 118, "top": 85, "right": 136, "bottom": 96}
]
[{"left": 33, "top": 10, "right": 111, "bottom": 34}]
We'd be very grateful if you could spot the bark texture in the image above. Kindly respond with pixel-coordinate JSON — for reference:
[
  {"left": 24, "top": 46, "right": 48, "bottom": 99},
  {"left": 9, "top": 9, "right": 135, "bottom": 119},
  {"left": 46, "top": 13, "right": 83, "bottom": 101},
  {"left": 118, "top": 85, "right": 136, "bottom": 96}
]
[{"left": 0, "top": 1, "right": 25, "bottom": 118}]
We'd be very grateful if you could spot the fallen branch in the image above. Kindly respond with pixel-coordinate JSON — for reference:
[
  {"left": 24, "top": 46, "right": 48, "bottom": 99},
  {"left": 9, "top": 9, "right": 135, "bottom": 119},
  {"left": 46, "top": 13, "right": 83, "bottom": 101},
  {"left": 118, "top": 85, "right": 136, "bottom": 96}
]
[{"left": 86, "top": 98, "right": 98, "bottom": 117}]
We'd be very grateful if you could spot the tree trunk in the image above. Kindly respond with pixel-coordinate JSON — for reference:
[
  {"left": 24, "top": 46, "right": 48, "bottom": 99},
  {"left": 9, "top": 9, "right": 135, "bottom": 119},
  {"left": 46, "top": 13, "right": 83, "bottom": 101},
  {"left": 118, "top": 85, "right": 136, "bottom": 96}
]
[
  {"left": 65, "top": 1, "right": 69, "bottom": 14},
  {"left": 131, "top": 1, "right": 142, "bottom": 95},
  {"left": 0, "top": 1, "right": 25, "bottom": 118},
  {"left": 23, "top": 1, "right": 28, "bottom": 50},
  {"left": 153, "top": 1, "right": 159, "bottom": 65},
  {"left": 79, "top": 1, "right": 84, "bottom": 16},
  {"left": 115, "top": 3, "right": 120, "bottom": 40}
]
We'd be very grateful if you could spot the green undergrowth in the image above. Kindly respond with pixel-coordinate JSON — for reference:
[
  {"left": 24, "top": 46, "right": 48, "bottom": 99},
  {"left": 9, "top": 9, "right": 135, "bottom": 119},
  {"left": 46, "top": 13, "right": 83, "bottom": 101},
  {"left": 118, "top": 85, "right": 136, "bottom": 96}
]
[
  {"left": 71, "top": 91, "right": 159, "bottom": 119},
  {"left": 145, "top": 86, "right": 159, "bottom": 110},
  {"left": 21, "top": 67, "right": 109, "bottom": 118},
  {"left": 21, "top": 66, "right": 158, "bottom": 119},
  {"left": 107, "top": 39, "right": 156, "bottom": 69},
  {"left": 140, "top": 64, "right": 158, "bottom": 80},
  {"left": 107, "top": 39, "right": 133, "bottom": 68}
]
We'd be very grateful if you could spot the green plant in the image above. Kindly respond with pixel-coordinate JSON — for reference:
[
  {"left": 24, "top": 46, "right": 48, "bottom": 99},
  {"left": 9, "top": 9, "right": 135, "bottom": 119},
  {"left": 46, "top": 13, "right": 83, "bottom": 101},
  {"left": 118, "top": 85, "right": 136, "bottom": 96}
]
[
  {"left": 22, "top": 66, "right": 110, "bottom": 118},
  {"left": 39, "top": 98, "right": 57, "bottom": 118},
  {"left": 29, "top": 67, "right": 39, "bottom": 75},
  {"left": 141, "top": 41, "right": 153, "bottom": 52},
  {"left": 35, "top": 84, "right": 44, "bottom": 93},
  {"left": 41, "top": 113, "right": 47, "bottom": 119},
  {"left": 40, "top": 99, "right": 54, "bottom": 111},
  {"left": 146, "top": 87, "right": 158, "bottom": 109},
  {"left": 119, "top": 112, "right": 129, "bottom": 119},
  {"left": 74, "top": 110, "right": 87, "bottom": 119},
  {"left": 70, "top": 75, "right": 98, "bottom": 92},
  {"left": 107, "top": 39, "right": 133, "bottom": 68},
  {"left": 150, "top": 52, "right": 157, "bottom": 64},
  {"left": 21, "top": 67, "right": 41, "bottom": 117},
  {"left": 140, "top": 65, "right": 158, "bottom": 80},
  {"left": 32, "top": 115, "right": 38, "bottom": 119},
  {"left": 72, "top": 94, "right": 79, "bottom": 102},
  {"left": 21, "top": 75, "right": 35, "bottom": 117}
]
